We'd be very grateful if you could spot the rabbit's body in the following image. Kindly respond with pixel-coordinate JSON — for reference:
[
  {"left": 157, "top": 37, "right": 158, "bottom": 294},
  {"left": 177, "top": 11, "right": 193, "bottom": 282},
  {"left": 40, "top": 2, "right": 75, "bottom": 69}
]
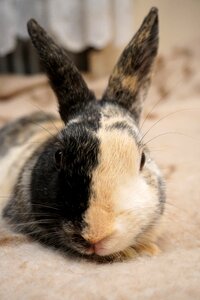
[
  {"left": 1, "top": 8, "right": 165, "bottom": 262},
  {"left": 0, "top": 113, "right": 61, "bottom": 209}
]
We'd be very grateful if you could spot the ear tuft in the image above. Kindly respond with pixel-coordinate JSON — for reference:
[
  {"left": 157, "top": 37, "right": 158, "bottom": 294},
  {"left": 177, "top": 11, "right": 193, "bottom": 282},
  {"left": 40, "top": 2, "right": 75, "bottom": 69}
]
[
  {"left": 102, "top": 7, "right": 159, "bottom": 123},
  {"left": 27, "top": 19, "right": 95, "bottom": 123}
]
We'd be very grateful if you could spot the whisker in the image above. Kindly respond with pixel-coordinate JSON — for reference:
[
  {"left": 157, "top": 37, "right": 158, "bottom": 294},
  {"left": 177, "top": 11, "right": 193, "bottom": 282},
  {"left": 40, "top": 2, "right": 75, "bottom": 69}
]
[
  {"left": 28, "top": 100, "right": 62, "bottom": 135},
  {"left": 13, "top": 219, "right": 57, "bottom": 226},
  {"left": 119, "top": 200, "right": 200, "bottom": 233},
  {"left": 140, "top": 108, "right": 200, "bottom": 144},
  {"left": 139, "top": 76, "right": 184, "bottom": 132},
  {"left": 29, "top": 120, "right": 65, "bottom": 147},
  {"left": 9, "top": 212, "right": 60, "bottom": 217},
  {"left": 30, "top": 203, "right": 61, "bottom": 211},
  {"left": 31, "top": 120, "right": 56, "bottom": 138},
  {"left": 143, "top": 131, "right": 197, "bottom": 146}
]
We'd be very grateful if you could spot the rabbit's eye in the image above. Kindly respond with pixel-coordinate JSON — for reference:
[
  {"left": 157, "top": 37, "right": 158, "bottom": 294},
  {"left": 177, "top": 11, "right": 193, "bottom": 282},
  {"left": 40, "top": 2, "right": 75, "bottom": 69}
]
[
  {"left": 55, "top": 150, "right": 63, "bottom": 169},
  {"left": 140, "top": 152, "right": 146, "bottom": 170}
]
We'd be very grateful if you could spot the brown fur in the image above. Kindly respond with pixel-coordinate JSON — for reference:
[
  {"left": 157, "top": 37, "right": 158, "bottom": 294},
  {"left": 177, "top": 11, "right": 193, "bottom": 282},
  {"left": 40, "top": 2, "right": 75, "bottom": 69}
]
[
  {"left": 0, "top": 235, "right": 28, "bottom": 247},
  {"left": 103, "top": 7, "right": 158, "bottom": 122},
  {"left": 121, "top": 75, "right": 138, "bottom": 93},
  {"left": 83, "top": 128, "right": 140, "bottom": 244}
]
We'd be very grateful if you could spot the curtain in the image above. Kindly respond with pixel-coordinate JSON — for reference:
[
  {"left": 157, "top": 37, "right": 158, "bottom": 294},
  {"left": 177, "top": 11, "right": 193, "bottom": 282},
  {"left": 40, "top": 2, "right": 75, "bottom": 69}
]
[{"left": 0, "top": 0, "right": 134, "bottom": 56}]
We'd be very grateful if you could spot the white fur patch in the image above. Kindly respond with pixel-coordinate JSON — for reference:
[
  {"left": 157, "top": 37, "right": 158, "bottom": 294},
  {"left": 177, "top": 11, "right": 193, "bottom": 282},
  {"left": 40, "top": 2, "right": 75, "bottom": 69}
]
[
  {"left": 0, "top": 120, "right": 62, "bottom": 213},
  {"left": 0, "top": 144, "right": 29, "bottom": 210}
]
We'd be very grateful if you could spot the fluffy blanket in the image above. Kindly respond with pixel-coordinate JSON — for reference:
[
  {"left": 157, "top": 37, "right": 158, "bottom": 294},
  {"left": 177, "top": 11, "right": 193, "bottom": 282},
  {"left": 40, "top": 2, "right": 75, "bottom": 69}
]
[{"left": 0, "top": 46, "right": 200, "bottom": 300}]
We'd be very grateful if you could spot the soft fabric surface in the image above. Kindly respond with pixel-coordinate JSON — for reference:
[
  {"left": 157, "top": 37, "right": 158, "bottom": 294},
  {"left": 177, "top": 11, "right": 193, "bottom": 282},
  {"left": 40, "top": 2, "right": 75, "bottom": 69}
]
[{"left": 0, "top": 46, "right": 200, "bottom": 299}]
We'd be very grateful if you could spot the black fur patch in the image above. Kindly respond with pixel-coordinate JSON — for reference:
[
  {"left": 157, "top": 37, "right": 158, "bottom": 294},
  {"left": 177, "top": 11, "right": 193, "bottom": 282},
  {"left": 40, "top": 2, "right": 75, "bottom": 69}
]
[
  {"left": 103, "top": 89, "right": 141, "bottom": 122},
  {"left": 106, "top": 121, "right": 136, "bottom": 137},
  {"left": 71, "top": 101, "right": 101, "bottom": 132},
  {"left": 30, "top": 123, "right": 100, "bottom": 226},
  {"left": 27, "top": 19, "right": 95, "bottom": 123}
]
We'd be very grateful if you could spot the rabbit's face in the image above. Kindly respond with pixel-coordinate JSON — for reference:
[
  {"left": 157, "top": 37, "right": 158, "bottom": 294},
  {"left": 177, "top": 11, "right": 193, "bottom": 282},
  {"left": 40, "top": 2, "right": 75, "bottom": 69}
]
[
  {"left": 3, "top": 7, "right": 165, "bottom": 262},
  {"left": 38, "top": 102, "right": 163, "bottom": 259}
]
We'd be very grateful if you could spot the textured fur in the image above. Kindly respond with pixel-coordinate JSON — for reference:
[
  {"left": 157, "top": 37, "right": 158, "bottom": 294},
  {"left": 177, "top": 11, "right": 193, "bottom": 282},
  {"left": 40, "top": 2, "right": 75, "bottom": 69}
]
[
  {"left": 2, "top": 7, "right": 165, "bottom": 263},
  {"left": 27, "top": 19, "right": 95, "bottom": 123},
  {"left": 103, "top": 7, "right": 158, "bottom": 122}
]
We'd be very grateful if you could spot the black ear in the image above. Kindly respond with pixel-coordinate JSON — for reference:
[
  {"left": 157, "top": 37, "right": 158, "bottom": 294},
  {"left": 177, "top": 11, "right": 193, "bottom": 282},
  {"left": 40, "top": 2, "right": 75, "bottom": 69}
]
[
  {"left": 27, "top": 19, "right": 95, "bottom": 123},
  {"left": 102, "top": 7, "right": 159, "bottom": 123}
]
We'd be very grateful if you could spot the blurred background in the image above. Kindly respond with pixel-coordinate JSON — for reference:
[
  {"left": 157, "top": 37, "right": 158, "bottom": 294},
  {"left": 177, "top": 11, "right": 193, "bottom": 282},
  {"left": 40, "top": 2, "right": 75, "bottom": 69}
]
[
  {"left": 0, "top": 0, "right": 200, "bottom": 76},
  {"left": 0, "top": 0, "right": 200, "bottom": 123}
]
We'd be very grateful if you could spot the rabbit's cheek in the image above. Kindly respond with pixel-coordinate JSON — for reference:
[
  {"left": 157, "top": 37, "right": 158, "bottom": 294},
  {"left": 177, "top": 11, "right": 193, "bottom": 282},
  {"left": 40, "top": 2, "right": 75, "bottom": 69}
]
[
  {"left": 115, "top": 178, "right": 158, "bottom": 228},
  {"left": 82, "top": 176, "right": 159, "bottom": 256}
]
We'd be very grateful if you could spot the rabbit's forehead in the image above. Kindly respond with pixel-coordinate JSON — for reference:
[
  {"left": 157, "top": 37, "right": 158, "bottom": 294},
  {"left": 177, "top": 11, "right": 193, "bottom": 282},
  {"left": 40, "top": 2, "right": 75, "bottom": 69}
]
[
  {"left": 91, "top": 127, "right": 140, "bottom": 204},
  {"left": 96, "top": 127, "right": 139, "bottom": 174}
]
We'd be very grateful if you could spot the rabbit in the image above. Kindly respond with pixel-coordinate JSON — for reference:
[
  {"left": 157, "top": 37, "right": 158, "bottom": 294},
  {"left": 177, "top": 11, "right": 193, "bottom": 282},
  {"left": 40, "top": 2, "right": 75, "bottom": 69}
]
[{"left": 1, "top": 7, "right": 165, "bottom": 263}]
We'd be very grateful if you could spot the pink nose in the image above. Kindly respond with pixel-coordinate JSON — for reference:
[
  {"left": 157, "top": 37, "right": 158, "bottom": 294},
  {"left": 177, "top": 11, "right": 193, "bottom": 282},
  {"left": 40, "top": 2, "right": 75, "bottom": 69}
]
[{"left": 86, "top": 238, "right": 107, "bottom": 255}]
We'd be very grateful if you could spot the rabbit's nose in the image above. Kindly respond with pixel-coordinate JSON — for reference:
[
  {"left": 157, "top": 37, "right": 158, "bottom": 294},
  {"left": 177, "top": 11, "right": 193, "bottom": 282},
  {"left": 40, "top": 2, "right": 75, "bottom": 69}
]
[{"left": 84, "top": 235, "right": 111, "bottom": 256}]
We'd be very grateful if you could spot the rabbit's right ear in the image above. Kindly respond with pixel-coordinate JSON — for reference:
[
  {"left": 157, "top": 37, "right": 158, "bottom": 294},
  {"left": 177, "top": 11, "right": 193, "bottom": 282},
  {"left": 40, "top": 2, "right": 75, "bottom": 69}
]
[
  {"left": 102, "top": 8, "right": 159, "bottom": 123},
  {"left": 27, "top": 19, "right": 95, "bottom": 123}
]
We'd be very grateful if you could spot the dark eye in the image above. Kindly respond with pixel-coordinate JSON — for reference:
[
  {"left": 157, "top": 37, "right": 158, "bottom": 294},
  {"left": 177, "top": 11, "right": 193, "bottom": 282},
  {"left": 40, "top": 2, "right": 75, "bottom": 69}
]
[
  {"left": 140, "top": 152, "right": 146, "bottom": 170},
  {"left": 55, "top": 150, "right": 63, "bottom": 169}
]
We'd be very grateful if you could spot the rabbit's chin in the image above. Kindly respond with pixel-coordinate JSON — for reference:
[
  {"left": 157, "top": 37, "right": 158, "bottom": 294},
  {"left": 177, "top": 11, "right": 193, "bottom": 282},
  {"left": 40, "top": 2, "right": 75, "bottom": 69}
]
[
  {"left": 76, "top": 247, "right": 138, "bottom": 263},
  {"left": 74, "top": 241, "right": 161, "bottom": 263}
]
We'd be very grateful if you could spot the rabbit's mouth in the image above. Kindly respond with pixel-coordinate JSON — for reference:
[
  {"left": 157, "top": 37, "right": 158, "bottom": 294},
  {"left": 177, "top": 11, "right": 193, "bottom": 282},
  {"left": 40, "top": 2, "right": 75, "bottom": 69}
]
[
  {"left": 80, "top": 246, "right": 138, "bottom": 263},
  {"left": 69, "top": 238, "right": 138, "bottom": 263}
]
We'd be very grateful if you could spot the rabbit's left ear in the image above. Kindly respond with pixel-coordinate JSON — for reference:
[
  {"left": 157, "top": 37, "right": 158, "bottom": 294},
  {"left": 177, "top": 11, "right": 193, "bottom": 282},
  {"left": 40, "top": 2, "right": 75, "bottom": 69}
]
[
  {"left": 102, "top": 7, "right": 159, "bottom": 123},
  {"left": 27, "top": 19, "right": 95, "bottom": 123}
]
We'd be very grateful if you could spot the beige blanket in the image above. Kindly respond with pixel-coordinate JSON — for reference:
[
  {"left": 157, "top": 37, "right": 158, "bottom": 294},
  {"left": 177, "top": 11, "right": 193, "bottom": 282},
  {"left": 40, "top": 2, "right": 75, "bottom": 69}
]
[{"left": 0, "top": 46, "right": 200, "bottom": 300}]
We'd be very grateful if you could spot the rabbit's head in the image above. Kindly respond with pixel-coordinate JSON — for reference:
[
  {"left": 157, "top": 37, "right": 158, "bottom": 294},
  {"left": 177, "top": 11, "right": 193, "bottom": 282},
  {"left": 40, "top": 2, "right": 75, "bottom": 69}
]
[{"left": 7, "top": 8, "right": 165, "bottom": 262}]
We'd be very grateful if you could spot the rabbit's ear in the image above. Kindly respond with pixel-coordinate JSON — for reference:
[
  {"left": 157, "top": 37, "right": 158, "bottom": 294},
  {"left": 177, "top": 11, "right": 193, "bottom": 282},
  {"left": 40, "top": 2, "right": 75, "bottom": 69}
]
[
  {"left": 27, "top": 19, "right": 95, "bottom": 123},
  {"left": 102, "top": 7, "right": 159, "bottom": 123}
]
